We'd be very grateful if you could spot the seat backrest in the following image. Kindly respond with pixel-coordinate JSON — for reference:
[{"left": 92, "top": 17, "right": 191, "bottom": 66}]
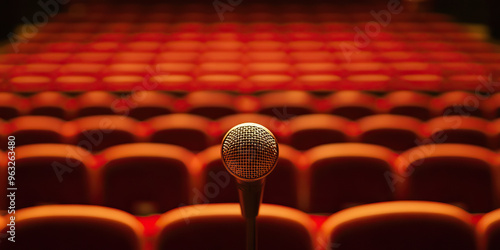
[
  {"left": 9, "top": 116, "right": 66, "bottom": 146},
  {"left": 155, "top": 203, "right": 315, "bottom": 250},
  {"left": 326, "top": 91, "right": 377, "bottom": 120},
  {"left": 478, "top": 208, "right": 500, "bottom": 250},
  {"left": 0, "top": 205, "right": 143, "bottom": 250},
  {"left": 318, "top": 201, "right": 476, "bottom": 250},
  {"left": 424, "top": 116, "right": 492, "bottom": 148}
]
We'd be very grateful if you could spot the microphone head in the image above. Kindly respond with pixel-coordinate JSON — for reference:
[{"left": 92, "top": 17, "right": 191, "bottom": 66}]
[{"left": 221, "top": 122, "right": 279, "bottom": 181}]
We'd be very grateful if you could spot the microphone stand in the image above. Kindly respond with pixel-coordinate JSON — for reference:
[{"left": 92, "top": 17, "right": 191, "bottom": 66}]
[{"left": 237, "top": 179, "right": 265, "bottom": 250}]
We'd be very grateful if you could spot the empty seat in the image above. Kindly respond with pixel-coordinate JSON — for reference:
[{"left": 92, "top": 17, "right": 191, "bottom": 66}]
[
  {"left": 196, "top": 144, "right": 301, "bottom": 208},
  {"left": 216, "top": 114, "right": 285, "bottom": 142},
  {"left": 0, "top": 92, "right": 29, "bottom": 120},
  {"left": 305, "top": 143, "right": 397, "bottom": 213},
  {"left": 74, "top": 91, "right": 118, "bottom": 118},
  {"left": 8, "top": 116, "right": 66, "bottom": 146},
  {"left": 258, "top": 91, "right": 315, "bottom": 117},
  {"left": 482, "top": 92, "right": 500, "bottom": 119},
  {"left": 317, "top": 201, "right": 476, "bottom": 250},
  {"left": 0, "top": 205, "right": 143, "bottom": 250},
  {"left": 5, "top": 144, "right": 92, "bottom": 209},
  {"left": 289, "top": 114, "right": 353, "bottom": 150},
  {"left": 66, "top": 115, "right": 138, "bottom": 152},
  {"left": 185, "top": 91, "right": 238, "bottom": 119},
  {"left": 381, "top": 91, "right": 432, "bottom": 120},
  {"left": 325, "top": 91, "right": 377, "bottom": 120},
  {"left": 97, "top": 143, "right": 195, "bottom": 214},
  {"left": 396, "top": 144, "right": 497, "bottom": 213},
  {"left": 424, "top": 116, "right": 492, "bottom": 147},
  {"left": 146, "top": 114, "right": 212, "bottom": 151},
  {"left": 491, "top": 118, "right": 500, "bottom": 149},
  {"left": 155, "top": 203, "right": 315, "bottom": 250},
  {"left": 478, "top": 208, "right": 500, "bottom": 250},
  {"left": 125, "top": 91, "right": 175, "bottom": 120},
  {"left": 29, "top": 91, "right": 69, "bottom": 119},
  {"left": 432, "top": 91, "right": 484, "bottom": 117}
]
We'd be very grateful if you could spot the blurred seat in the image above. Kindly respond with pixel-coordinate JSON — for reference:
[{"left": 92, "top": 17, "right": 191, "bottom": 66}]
[
  {"left": 289, "top": 114, "right": 353, "bottom": 150},
  {"left": 97, "top": 143, "right": 195, "bottom": 214},
  {"left": 257, "top": 91, "right": 315, "bottom": 117},
  {"left": 6, "top": 144, "right": 92, "bottom": 209},
  {"left": 197, "top": 144, "right": 301, "bottom": 208},
  {"left": 125, "top": 91, "right": 175, "bottom": 120},
  {"left": 491, "top": 118, "right": 500, "bottom": 149},
  {"left": 357, "top": 115, "right": 423, "bottom": 151},
  {"left": 8, "top": 116, "right": 66, "bottom": 146},
  {"left": 482, "top": 92, "right": 500, "bottom": 119},
  {"left": 431, "top": 91, "right": 484, "bottom": 117},
  {"left": 424, "top": 116, "right": 492, "bottom": 148},
  {"left": 216, "top": 114, "right": 285, "bottom": 142},
  {"left": 381, "top": 91, "right": 432, "bottom": 120},
  {"left": 478, "top": 208, "right": 500, "bottom": 250},
  {"left": 146, "top": 114, "right": 212, "bottom": 151},
  {"left": 29, "top": 92, "right": 69, "bottom": 119},
  {"left": 0, "top": 92, "right": 29, "bottom": 120},
  {"left": 317, "top": 201, "right": 476, "bottom": 250},
  {"left": 396, "top": 144, "right": 497, "bottom": 213},
  {"left": 0, "top": 205, "right": 143, "bottom": 250},
  {"left": 185, "top": 91, "right": 238, "bottom": 119},
  {"left": 325, "top": 91, "right": 377, "bottom": 120},
  {"left": 155, "top": 203, "right": 315, "bottom": 250},
  {"left": 305, "top": 143, "right": 397, "bottom": 213},
  {"left": 67, "top": 115, "right": 138, "bottom": 152},
  {"left": 74, "top": 91, "right": 118, "bottom": 118}
]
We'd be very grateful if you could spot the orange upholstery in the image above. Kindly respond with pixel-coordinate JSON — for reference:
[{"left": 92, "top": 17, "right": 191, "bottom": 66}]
[
  {"left": 8, "top": 116, "right": 66, "bottom": 146},
  {"left": 97, "top": 143, "right": 196, "bottom": 214},
  {"left": 305, "top": 143, "right": 398, "bottom": 213},
  {"left": 424, "top": 116, "right": 492, "bottom": 147},
  {"left": 0, "top": 205, "right": 143, "bottom": 250},
  {"left": 396, "top": 144, "right": 497, "bottom": 213},
  {"left": 125, "top": 91, "right": 175, "bottom": 120},
  {"left": 7, "top": 144, "right": 92, "bottom": 209},
  {"left": 326, "top": 91, "right": 377, "bottom": 120},
  {"left": 155, "top": 204, "right": 315, "bottom": 250},
  {"left": 0, "top": 92, "right": 28, "bottom": 120},
  {"left": 217, "top": 113, "right": 285, "bottom": 142},
  {"left": 29, "top": 91, "right": 69, "bottom": 119},
  {"left": 185, "top": 91, "right": 238, "bottom": 119},
  {"left": 478, "top": 208, "right": 500, "bottom": 250},
  {"left": 432, "top": 91, "right": 484, "bottom": 117},
  {"left": 74, "top": 91, "right": 118, "bottom": 117},
  {"left": 381, "top": 91, "right": 432, "bottom": 120},
  {"left": 318, "top": 201, "right": 476, "bottom": 250},
  {"left": 258, "top": 91, "right": 315, "bottom": 117}
]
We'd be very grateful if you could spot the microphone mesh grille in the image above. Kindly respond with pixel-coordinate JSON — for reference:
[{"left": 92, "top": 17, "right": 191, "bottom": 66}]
[{"left": 221, "top": 123, "right": 278, "bottom": 180}]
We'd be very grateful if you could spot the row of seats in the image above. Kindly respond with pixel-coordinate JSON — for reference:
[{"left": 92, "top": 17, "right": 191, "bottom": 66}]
[
  {"left": 1, "top": 91, "right": 500, "bottom": 121},
  {"left": 2, "top": 113, "right": 500, "bottom": 151},
  {"left": 2, "top": 142, "right": 499, "bottom": 214},
  {"left": 1, "top": 201, "right": 499, "bottom": 250}
]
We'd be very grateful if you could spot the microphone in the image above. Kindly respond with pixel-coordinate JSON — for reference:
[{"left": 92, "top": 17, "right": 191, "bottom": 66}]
[{"left": 221, "top": 122, "right": 279, "bottom": 250}]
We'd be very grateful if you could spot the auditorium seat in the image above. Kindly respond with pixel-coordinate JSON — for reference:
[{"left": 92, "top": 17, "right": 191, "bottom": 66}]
[
  {"left": 125, "top": 91, "right": 175, "bottom": 120},
  {"left": 432, "top": 91, "right": 484, "bottom": 117},
  {"left": 8, "top": 116, "right": 66, "bottom": 146},
  {"left": 317, "top": 201, "right": 476, "bottom": 250},
  {"left": 185, "top": 91, "right": 238, "bottom": 119},
  {"left": 325, "top": 91, "right": 377, "bottom": 120},
  {"left": 198, "top": 143, "right": 302, "bottom": 208},
  {"left": 6, "top": 144, "right": 92, "bottom": 209},
  {"left": 396, "top": 144, "right": 497, "bottom": 213},
  {"left": 74, "top": 91, "right": 119, "bottom": 118},
  {"left": 66, "top": 115, "right": 139, "bottom": 152},
  {"left": 491, "top": 118, "right": 500, "bottom": 149},
  {"left": 146, "top": 114, "right": 212, "bottom": 151},
  {"left": 289, "top": 114, "right": 353, "bottom": 150},
  {"left": 305, "top": 143, "right": 397, "bottom": 213},
  {"left": 483, "top": 92, "right": 500, "bottom": 119},
  {"left": 424, "top": 116, "right": 492, "bottom": 148},
  {"left": 357, "top": 115, "right": 423, "bottom": 151},
  {"left": 257, "top": 91, "right": 315, "bottom": 117},
  {"left": 381, "top": 91, "right": 432, "bottom": 120},
  {"left": 0, "top": 205, "right": 143, "bottom": 250},
  {"left": 478, "top": 208, "right": 500, "bottom": 250},
  {"left": 0, "top": 92, "right": 29, "bottom": 120},
  {"left": 216, "top": 114, "right": 285, "bottom": 142},
  {"left": 29, "top": 92, "right": 69, "bottom": 119},
  {"left": 155, "top": 203, "right": 315, "bottom": 250}
]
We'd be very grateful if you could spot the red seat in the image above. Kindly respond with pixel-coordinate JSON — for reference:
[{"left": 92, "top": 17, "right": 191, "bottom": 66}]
[
  {"left": 424, "top": 116, "right": 492, "bottom": 148},
  {"left": 216, "top": 113, "right": 286, "bottom": 142},
  {"left": 325, "top": 91, "right": 377, "bottom": 120},
  {"left": 0, "top": 92, "right": 29, "bottom": 120},
  {"left": 185, "top": 91, "right": 238, "bottom": 119},
  {"left": 318, "top": 201, "right": 476, "bottom": 250},
  {"left": 381, "top": 91, "right": 432, "bottom": 120},
  {"left": 305, "top": 143, "right": 398, "bottom": 213},
  {"left": 432, "top": 91, "right": 484, "bottom": 117},
  {"left": 124, "top": 91, "right": 175, "bottom": 121},
  {"left": 74, "top": 91, "right": 118, "bottom": 118},
  {"left": 396, "top": 144, "right": 497, "bottom": 213},
  {"left": 258, "top": 91, "right": 316, "bottom": 117},
  {"left": 289, "top": 114, "right": 353, "bottom": 150},
  {"left": 8, "top": 116, "right": 66, "bottom": 146},
  {"left": 9, "top": 75, "right": 53, "bottom": 92},
  {"left": 155, "top": 204, "right": 315, "bottom": 250},
  {"left": 146, "top": 114, "right": 212, "bottom": 151},
  {"left": 5, "top": 144, "right": 92, "bottom": 209},
  {"left": 0, "top": 205, "right": 143, "bottom": 250},
  {"left": 478, "top": 209, "right": 500, "bottom": 250},
  {"left": 97, "top": 143, "right": 195, "bottom": 214},
  {"left": 357, "top": 115, "right": 423, "bottom": 151},
  {"left": 66, "top": 115, "right": 139, "bottom": 152},
  {"left": 29, "top": 92, "right": 68, "bottom": 119}
]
